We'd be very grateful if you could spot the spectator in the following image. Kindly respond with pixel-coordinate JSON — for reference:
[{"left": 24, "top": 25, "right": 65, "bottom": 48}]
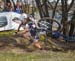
[
  {"left": 15, "top": 1, "right": 22, "bottom": 14},
  {"left": 0, "top": 0, "right": 4, "bottom": 12},
  {"left": 4, "top": 2, "right": 14, "bottom": 12}
]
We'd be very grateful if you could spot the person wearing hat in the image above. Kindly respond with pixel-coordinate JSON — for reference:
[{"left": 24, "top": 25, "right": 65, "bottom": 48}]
[
  {"left": 15, "top": 13, "right": 41, "bottom": 49},
  {"left": 0, "top": 0, "right": 4, "bottom": 12}
]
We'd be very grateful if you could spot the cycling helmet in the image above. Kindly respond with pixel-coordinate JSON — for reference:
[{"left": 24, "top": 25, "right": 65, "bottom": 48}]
[
  {"left": 22, "top": 13, "right": 28, "bottom": 19},
  {"left": 19, "top": 13, "right": 28, "bottom": 20}
]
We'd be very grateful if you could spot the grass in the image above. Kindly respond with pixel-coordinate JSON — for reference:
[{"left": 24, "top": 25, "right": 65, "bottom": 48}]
[
  {"left": 0, "top": 50, "right": 75, "bottom": 61},
  {"left": 0, "top": 31, "right": 75, "bottom": 61},
  {"left": 0, "top": 30, "right": 15, "bottom": 37}
]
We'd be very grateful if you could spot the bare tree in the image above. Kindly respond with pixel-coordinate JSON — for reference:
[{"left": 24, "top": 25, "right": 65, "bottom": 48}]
[
  {"left": 69, "top": 11, "right": 75, "bottom": 36},
  {"left": 35, "top": 0, "right": 75, "bottom": 36},
  {"left": 35, "top": 0, "right": 45, "bottom": 18},
  {"left": 61, "top": 0, "right": 74, "bottom": 36}
]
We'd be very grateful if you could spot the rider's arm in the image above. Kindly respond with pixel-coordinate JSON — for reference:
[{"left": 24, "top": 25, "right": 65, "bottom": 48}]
[
  {"left": 16, "top": 21, "right": 23, "bottom": 33},
  {"left": 21, "top": 28, "right": 29, "bottom": 34},
  {"left": 19, "top": 24, "right": 29, "bottom": 34},
  {"left": 28, "top": 17, "right": 38, "bottom": 29}
]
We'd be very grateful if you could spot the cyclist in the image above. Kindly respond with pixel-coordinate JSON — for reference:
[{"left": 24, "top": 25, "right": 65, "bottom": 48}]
[{"left": 16, "top": 13, "right": 41, "bottom": 49}]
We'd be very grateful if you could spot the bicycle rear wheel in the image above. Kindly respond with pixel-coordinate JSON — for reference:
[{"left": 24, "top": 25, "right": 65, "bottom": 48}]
[{"left": 38, "top": 17, "right": 61, "bottom": 32}]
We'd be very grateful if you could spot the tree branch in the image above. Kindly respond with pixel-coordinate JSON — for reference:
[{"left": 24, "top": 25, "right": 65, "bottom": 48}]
[{"left": 67, "top": 0, "right": 74, "bottom": 12}]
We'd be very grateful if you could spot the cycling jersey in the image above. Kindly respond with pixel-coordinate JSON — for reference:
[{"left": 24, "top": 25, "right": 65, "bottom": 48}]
[
  {"left": 25, "top": 22, "right": 39, "bottom": 41},
  {"left": 25, "top": 22, "right": 36, "bottom": 36}
]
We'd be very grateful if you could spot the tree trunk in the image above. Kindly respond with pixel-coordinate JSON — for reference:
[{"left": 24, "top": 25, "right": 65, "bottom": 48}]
[
  {"left": 43, "top": 0, "right": 49, "bottom": 17},
  {"left": 69, "top": 11, "right": 75, "bottom": 36},
  {"left": 61, "top": 0, "right": 68, "bottom": 36},
  {"left": 67, "top": 0, "right": 74, "bottom": 12},
  {"left": 52, "top": 0, "right": 59, "bottom": 18},
  {"left": 35, "top": 0, "right": 44, "bottom": 18}
]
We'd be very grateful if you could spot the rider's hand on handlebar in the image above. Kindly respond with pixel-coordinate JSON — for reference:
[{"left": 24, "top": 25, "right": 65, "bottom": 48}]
[
  {"left": 13, "top": 31, "right": 18, "bottom": 35},
  {"left": 15, "top": 31, "right": 18, "bottom": 34}
]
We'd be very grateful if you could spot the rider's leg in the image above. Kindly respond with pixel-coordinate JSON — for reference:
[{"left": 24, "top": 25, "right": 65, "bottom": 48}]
[
  {"left": 33, "top": 35, "right": 41, "bottom": 49},
  {"left": 23, "top": 32, "right": 31, "bottom": 40},
  {"left": 23, "top": 31, "right": 42, "bottom": 49}
]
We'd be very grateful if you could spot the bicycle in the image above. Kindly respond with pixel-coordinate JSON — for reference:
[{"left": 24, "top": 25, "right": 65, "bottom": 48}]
[{"left": 36, "top": 17, "right": 75, "bottom": 50}]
